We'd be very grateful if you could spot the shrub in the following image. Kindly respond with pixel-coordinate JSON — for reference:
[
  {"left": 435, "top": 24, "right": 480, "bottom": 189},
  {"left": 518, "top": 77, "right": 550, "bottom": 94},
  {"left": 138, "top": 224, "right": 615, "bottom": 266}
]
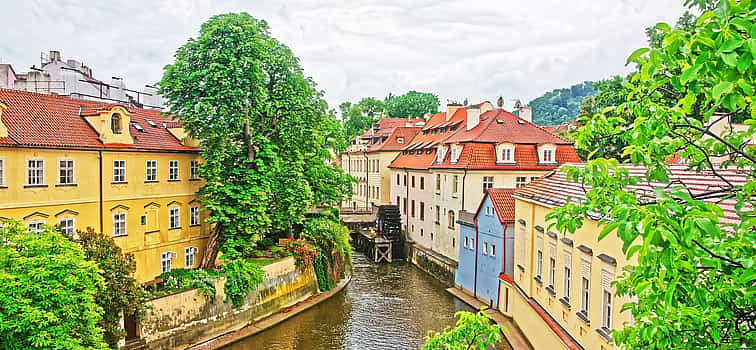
[
  {"left": 158, "top": 268, "right": 218, "bottom": 301},
  {"left": 283, "top": 238, "right": 319, "bottom": 269},
  {"left": 221, "top": 259, "right": 265, "bottom": 307}
]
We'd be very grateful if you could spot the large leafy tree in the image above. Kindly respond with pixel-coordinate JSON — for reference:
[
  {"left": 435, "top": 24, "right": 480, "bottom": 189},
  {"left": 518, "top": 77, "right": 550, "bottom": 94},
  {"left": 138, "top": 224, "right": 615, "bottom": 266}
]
[
  {"left": 160, "top": 13, "right": 351, "bottom": 266},
  {"left": 384, "top": 90, "right": 440, "bottom": 119},
  {"left": 341, "top": 97, "right": 385, "bottom": 144},
  {"left": 0, "top": 221, "right": 107, "bottom": 349},
  {"left": 422, "top": 310, "right": 505, "bottom": 350},
  {"left": 551, "top": 0, "right": 756, "bottom": 348},
  {"left": 529, "top": 81, "right": 596, "bottom": 126}
]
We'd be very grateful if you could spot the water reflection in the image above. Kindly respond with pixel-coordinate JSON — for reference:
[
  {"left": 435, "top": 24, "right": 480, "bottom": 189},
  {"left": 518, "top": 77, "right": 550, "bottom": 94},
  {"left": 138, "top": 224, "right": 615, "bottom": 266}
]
[{"left": 223, "top": 252, "right": 511, "bottom": 350}]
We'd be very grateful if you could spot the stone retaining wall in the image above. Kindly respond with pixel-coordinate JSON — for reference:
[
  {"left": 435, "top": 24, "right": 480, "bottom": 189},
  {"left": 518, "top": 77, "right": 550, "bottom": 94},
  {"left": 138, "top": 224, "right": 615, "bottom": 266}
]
[
  {"left": 139, "top": 257, "right": 318, "bottom": 349},
  {"left": 407, "top": 243, "right": 457, "bottom": 286}
]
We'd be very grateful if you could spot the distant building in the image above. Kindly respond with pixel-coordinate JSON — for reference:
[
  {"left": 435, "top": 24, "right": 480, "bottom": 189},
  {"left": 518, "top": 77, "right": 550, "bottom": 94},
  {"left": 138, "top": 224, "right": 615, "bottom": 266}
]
[
  {"left": 0, "top": 50, "right": 163, "bottom": 110},
  {"left": 456, "top": 188, "right": 516, "bottom": 306}
]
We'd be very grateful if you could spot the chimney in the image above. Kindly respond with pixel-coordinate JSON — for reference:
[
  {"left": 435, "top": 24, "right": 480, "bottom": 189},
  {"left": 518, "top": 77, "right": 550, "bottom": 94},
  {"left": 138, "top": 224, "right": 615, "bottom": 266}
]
[
  {"left": 466, "top": 106, "right": 481, "bottom": 131},
  {"left": 518, "top": 106, "right": 532, "bottom": 123},
  {"left": 446, "top": 103, "right": 463, "bottom": 121},
  {"left": 49, "top": 50, "right": 61, "bottom": 62}
]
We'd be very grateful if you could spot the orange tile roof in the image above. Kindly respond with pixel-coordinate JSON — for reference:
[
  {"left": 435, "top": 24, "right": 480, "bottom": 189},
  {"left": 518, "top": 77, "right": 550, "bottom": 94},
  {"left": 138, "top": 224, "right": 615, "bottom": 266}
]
[
  {"left": 443, "top": 110, "right": 570, "bottom": 145},
  {"left": 478, "top": 188, "right": 516, "bottom": 224},
  {"left": 366, "top": 126, "right": 421, "bottom": 152},
  {"left": 514, "top": 165, "right": 747, "bottom": 226},
  {"left": 0, "top": 89, "right": 197, "bottom": 152},
  {"left": 431, "top": 143, "right": 580, "bottom": 170},
  {"left": 388, "top": 108, "right": 468, "bottom": 169}
]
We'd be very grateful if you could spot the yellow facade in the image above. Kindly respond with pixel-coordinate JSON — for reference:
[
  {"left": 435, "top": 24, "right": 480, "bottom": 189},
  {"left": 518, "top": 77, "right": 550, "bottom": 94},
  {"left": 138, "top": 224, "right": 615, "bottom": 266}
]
[
  {"left": 0, "top": 147, "right": 209, "bottom": 282},
  {"left": 500, "top": 196, "right": 634, "bottom": 350}
]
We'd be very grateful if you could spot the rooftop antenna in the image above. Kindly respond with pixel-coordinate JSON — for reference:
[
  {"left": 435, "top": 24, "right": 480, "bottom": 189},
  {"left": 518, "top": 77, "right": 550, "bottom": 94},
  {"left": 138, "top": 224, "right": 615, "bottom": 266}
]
[
  {"left": 497, "top": 96, "right": 504, "bottom": 108},
  {"left": 513, "top": 99, "right": 523, "bottom": 109}
]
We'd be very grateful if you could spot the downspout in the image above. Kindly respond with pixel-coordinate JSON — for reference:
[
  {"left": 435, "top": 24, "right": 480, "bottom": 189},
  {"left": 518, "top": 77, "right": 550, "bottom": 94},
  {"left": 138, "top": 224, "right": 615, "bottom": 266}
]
[
  {"left": 461, "top": 168, "right": 468, "bottom": 210},
  {"left": 98, "top": 150, "right": 103, "bottom": 234},
  {"left": 363, "top": 152, "right": 369, "bottom": 208},
  {"left": 405, "top": 168, "right": 410, "bottom": 237},
  {"left": 473, "top": 218, "right": 479, "bottom": 298}
]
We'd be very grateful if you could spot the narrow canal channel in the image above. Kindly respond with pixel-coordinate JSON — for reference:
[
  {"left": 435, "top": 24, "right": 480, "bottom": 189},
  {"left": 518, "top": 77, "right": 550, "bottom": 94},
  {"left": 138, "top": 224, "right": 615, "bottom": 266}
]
[{"left": 223, "top": 252, "right": 512, "bottom": 350}]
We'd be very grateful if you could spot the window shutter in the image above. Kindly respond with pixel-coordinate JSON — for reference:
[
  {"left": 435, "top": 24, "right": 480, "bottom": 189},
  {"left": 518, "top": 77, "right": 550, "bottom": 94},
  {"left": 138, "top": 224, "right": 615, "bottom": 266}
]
[
  {"left": 581, "top": 254, "right": 591, "bottom": 280},
  {"left": 563, "top": 249, "right": 572, "bottom": 267},
  {"left": 602, "top": 265, "right": 615, "bottom": 291},
  {"left": 548, "top": 242, "right": 556, "bottom": 259}
]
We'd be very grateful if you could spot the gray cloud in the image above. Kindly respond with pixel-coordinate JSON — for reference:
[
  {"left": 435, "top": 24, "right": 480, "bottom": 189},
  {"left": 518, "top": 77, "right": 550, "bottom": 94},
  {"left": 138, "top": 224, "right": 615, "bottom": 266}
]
[{"left": 2, "top": 0, "right": 685, "bottom": 108}]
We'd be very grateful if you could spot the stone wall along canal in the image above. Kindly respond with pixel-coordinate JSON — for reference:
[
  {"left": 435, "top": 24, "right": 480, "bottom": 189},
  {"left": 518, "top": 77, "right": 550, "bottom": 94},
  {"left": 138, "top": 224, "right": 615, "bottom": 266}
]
[{"left": 223, "top": 252, "right": 512, "bottom": 350}]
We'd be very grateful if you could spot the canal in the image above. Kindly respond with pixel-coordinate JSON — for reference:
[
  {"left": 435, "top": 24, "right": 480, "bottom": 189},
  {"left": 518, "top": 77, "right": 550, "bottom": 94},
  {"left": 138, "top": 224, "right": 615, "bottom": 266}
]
[{"left": 223, "top": 252, "right": 512, "bottom": 350}]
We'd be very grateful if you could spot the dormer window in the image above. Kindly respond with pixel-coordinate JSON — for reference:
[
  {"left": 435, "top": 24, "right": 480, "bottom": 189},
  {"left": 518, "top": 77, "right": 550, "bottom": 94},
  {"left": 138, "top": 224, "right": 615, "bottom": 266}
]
[
  {"left": 538, "top": 144, "right": 558, "bottom": 164},
  {"left": 502, "top": 148, "right": 512, "bottom": 162},
  {"left": 111, "top": 114, "right": 122, "bottom": 134},
  {"left": 543, "top": 149, "right": 553, "bottom": 162},
  {"left": 450, "top": 148, "right": 459, "bottom": 164},
  {"left": 496, "top": 143, "right": 516, "bottom": 164}
]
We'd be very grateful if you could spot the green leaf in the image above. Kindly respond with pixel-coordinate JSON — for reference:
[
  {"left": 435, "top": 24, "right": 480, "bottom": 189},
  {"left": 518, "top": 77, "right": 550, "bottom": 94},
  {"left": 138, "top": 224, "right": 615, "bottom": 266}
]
[
  {"left": 718, "top": 39, "right": 743, "bottom": 53},
  {"left": 680, "top": 64, "right": 701, "bottom": 84},
  {"left": 626, "top": 48, "right": 650, "bottom": 66},
  {"left": 712, "top": 81, "right": 734, "bottom": 101},
  {"left": 599, "top": 221, "right": 619, "bottom": 241},
  {"left": 721, "top": 52, "right": 739, "bottom": 66}
]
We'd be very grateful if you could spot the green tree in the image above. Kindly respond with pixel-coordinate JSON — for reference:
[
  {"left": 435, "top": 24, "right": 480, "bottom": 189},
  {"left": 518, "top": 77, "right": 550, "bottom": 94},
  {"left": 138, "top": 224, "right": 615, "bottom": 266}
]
[
  {"left": 575, "top": 76, "right": 632, "bottom": 160},
  {"left": 551, "top": 1, "right": 756, "bottom": 348},
  {"left": 0, "top": 221, "right": 107, "bottom": 350},
  {"left": 341, "top": 97, "right": 385, "bottom": 144},
  {"left": 160, "top": 13, "right": 352, "bottom": 266},
  {"left": 422, "top": 310, "right": 506, "bottom": 350},
  {"left": 384, "top": 91, "right": 439, "bottom": 119},
  {"left": 76, "top": 228, "right": 146, "bottom": 348},
  {"left": 529, "top": 81, "right": 595, "bottom": 126}
]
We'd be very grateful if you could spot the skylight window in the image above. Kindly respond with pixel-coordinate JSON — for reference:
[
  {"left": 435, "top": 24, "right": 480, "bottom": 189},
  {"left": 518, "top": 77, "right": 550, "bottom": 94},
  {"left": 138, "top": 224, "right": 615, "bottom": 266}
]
[
  {"left": 145, "top": 119, "right": 157, "bottom": 127},
  {"left": 131, "top": 122, "right": 145, "bottom": 132}
]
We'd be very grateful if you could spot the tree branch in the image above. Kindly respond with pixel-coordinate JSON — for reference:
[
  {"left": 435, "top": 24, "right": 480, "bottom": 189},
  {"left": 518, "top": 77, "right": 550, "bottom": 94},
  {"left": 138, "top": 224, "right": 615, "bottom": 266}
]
[{"left": 692, "top": 239, "right": 744, "bottom": 269}]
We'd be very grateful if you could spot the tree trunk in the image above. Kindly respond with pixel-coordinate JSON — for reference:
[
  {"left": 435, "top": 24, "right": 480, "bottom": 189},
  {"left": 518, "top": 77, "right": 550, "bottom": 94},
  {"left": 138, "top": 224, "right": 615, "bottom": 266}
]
[
  {"left": 200, "top": 222, "right": 223, "bottom": 269},
  {"left": 244, "top": 120, "right": 255, "bottom": 168}
]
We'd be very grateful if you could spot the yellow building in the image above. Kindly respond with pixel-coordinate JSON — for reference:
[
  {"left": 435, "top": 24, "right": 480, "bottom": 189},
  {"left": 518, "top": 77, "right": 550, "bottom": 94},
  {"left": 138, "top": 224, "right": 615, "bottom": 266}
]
[
  {"left": 499, "top": 165, "right": 745, "bottom": 350},
  {"left": 0, "top": 89, "right": 209, "bottom": 282}
]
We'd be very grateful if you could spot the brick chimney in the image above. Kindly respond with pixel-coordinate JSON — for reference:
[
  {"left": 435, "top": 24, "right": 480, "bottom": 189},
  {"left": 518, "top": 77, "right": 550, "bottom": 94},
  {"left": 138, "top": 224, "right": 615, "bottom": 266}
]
[
  {"left": 446, "top": 103, "right": 463, "bottom": 121},
  {"left": 466, "top": 106, "right": 481, "bottom": 131},
  {"left": 518, "top": 106, "right": 532, "bottom": 123}
]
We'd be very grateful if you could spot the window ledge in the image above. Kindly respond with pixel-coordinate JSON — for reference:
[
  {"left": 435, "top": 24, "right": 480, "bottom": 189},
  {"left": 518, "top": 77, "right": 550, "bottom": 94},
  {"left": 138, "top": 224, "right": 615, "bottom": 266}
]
[
  {"left": 517, "top": 264, "right": 525, "bottom": 272},
  {"left": 56, "top": 183, "right": 78, "bottom": 187},
  {"left": 113, "top": 234, "right": 128, "bottom": 238},
  {"left": 145, "top": 230, "right": 160, "bottom": 234},
  {"left": 576, "top": 310, "right": 590, "bottom": 324},
  {"left": 168, "top": 179, "right": 181, "bottom": 182},
  {"left": 169, "top": 227, "right": 182, "bottom": 230},
  {"left": 559, "top": 297, "right": 571, "bottom": 309},
  {"left": 111, "top": 181, "right": 128, "bottom": 185},
  {"left": 596, "top": 327, "right": 612, "bottom": 342},
  {"left": 434, "top": 221, "right": 440, "bottom": 225},
  {"left": 189, "top": 178, "right": 201, "bottom": 181},
  {"left": 0, "top": 185, "right": 8, "bottom": 189},
  {"left": 24, "top": 184, "right": 48, "bottom": 188},
  {"left": 144, "top": 180, "right": 159, "bottom": 183},
  {"left": 534, "top": 276, "right": 542, "bottom": 284},
  {"left": 545, "top": 285, "right": 556, "bottom": 296},
  {"left": 189, "top": 224, "right": 200, "bottom": 227}
]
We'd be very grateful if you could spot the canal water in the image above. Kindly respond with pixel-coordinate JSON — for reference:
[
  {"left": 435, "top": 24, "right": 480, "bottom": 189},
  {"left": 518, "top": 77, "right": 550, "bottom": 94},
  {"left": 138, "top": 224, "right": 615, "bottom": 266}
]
[{"left": 223, "top": 252, "right": 512, "bottom": 350}]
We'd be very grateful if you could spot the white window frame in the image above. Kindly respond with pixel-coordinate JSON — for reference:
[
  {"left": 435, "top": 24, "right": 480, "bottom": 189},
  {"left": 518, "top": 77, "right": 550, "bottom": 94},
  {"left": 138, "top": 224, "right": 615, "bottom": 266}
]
[
  {"left": 469, "top": 238, "right": 474, "bottom": 250},
  {"left": 564, "top": 266, "right": 571, "bottom": 299},
  {"left": 549, "top": 256, "right": 556, "bottom": 288},
  {"left": 27, "top": 159, "right": 45, "bottom": 185},
  {"left": 146, "top": 160, "right": 157, "bottom": 182},
  {"left": 28, "top": 220, "right": 45, "bottom": 234},
  {"left": 161, "top": 252, "right": 172, "bottom": 274},
  {"left": 190, "top": 160, "right": 199, "bottom": 179},
  {"left": 169, "top": 160, "right": 179, "bottom": 181},
  {"left": 536, "top": 250, "right": 543, "bottom": 278},
  {"left": 190, "top": 206, "right": 200, "bottom": 226},
  {"left": 464, "top": 237, "right": 468, "bottom": 248},
  {"left": 169, "top": 207, "right": 180, "bottom": 229},
  {"left": 185, "top": 247, "right": 197, "bottom": 268},
  {"left": 483, "top": 242, "right": 488, "bottom": 255},
  {"left": 0, "top": 158, "right": 4, "bottom": 186},
  {"left": 543, "top": 149, "right": 553, "bottom": 163},
  {"left": 490, "top": 244, "right": 496, "bottom": 257},
  {"left": 581, "top": 277, "right": 590, "bottom": 314},
  {"left": 602, "top": 290, "right": 613, "bottom": 329},
  {"left": 113, "top": 212, "right": 127, "bottom": 237},
  {"left": 485, "top": 206, "right": 494, "bottom": 216},
  {"left": 58, "top": 159, "right": 75, "bottom": 185},
  {"left": 483, "top": 176, "right": 494, "bottom": 193},
  {"left": 58, "top": 217, "right": 75, "bottom": 237},
  {"left": 113, "top": 160, "right": 126, "bottom": 183},
  {"left": 516, "top": 176, "right": 527, "bottom": 188}
]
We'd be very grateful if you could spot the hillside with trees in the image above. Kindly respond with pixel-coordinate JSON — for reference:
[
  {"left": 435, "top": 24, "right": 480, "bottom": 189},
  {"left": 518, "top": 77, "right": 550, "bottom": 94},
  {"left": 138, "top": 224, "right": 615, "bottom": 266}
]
[{"left": 528, "top": 81, "right": 595, "bottom": 126}]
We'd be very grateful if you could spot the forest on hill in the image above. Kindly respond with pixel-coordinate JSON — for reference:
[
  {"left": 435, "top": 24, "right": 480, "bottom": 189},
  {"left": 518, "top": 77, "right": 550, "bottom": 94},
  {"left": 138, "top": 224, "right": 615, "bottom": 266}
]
[{"left": 528, "top": 81, "right": 595, "bottom": 126}]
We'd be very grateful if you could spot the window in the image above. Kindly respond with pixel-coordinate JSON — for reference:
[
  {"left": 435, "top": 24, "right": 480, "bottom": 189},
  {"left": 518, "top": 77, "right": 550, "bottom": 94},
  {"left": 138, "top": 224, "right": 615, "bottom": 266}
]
[
  {"left": 185, "top": 247, "right": 197, "bottom": 268},
  {"left": 411, "top": 200, "right": 415, "bottom": 218},
  {"left": 450, "top": 147, "right": 459, "bottom": 163},
  {"left": 452, "top": 238, "right": 455, "bottom": 248},
  {"left": 448, "top": 210, "right": 455, "bottom": 229},
  {"left": 420, "top": 202, "right": 425, "bottom": 221},
  {"left": 58, "top": 217, "right": 75, "bottom": 238},
  {"left": 396, "top": 174, "right": 400, "bottom": 185},
  {"left": 564, "top": 266, "right": 571, "bottom": 300},
  {"left": 169, "top": 160, "right": 179, "bottom": 180},
  {"left": 469, "top": 238, "right": 474, "bottom": 249},
  {"left": 27, "top": 159, "right": 45, "bottom": 185},
  {"left": 485, "top": 206, "right": 494, "bottom": 216},
  {"left": 190, "top": 160, "right": 200, "bottom": 179},
  {"left": 483, "top": 176, "right": 493, "bottom": 192},
  {"left": 111, "top": 113, "right": 122, "bottom": 133},
  {"left": 403, "top": 175, "right": 407, "bottom": 186},
  {"left": 57, "top": 160, "right": 75, "bottom": 184},
  {"left": 436, "top": 174, "right": 441, "bottom": 191},
  {"left": 549, "top": 257, "right": 556, "bottom": 288},
  {"left": 531, "top": 176, "right": 539, "bottom": 182},
  {"left": 403, "top": 198, "right": 407, "bottom": 215},
  {"left": 581, "top": 278, "right": 590, "bottom": 314},
  {"left": 518, "top": 223, "right": 526, "bottom": 266},
  {"left": 543, "top": 149, "right": 553, "bottom": 162},
  {"left": 190, "top": 206, "right": 200, "bottom": 226},
  {"left": 435, "top": 205, "right": 440, "bottom": 222},
  {"left": 464, "top": 237, "right": 468, "bottom": 248},
  {"left": 161, "top": 252, "right": 172, "bottom": 273},
  {"left": 411, "top": 176, "right": 415, "bottom": 188},
  {"left": 452, "top": 175, "right": 459, "bottom": 194},
  {"left": 0, "top": 159, "right": 4, "bottom": 186},
  {"left": 396, "top": 196, "right": 400, "bottom": 206},
  {"left": 536, "top": 250, "right": 543, "bottom": 279},
  {"left": 602, "top": 291, "right": 613, "bottom": 329},
  {"left": 397, "top": 137, "right": 404, "bottom": 144},
  {"left": 113, "top": 212, "right": 126, "bottom": 237},
  {"left": 169, "top": 207, "right": 180, "bottom": 229},
  {"left": 483, "top": 242, "right": 488, "bottom": 255},
  {"left": 28, "top": 220, "right": 45, "bottom": 234},
  {"left": 516, "top": 176, "right": 527, "bottom": 188},
  {"left": 145, "top": 160, "right": 157, "bottom": 181},
  {"left": 501, "top": 147, "right": 512, "bottom": 162},
  {"left": 420, "top": 177, "right": 425, "bottom": 190},
  {"left": 491, "top": 244, "right": 496, "bottom": 257},
  {"left": 113, "top": 160, "right": 126, "bottom": 183}
]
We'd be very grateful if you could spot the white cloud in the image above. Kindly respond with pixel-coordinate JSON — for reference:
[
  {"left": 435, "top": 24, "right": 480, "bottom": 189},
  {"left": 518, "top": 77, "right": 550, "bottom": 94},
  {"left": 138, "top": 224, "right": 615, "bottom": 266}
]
[{"left": 2, "top": 0, "right": 686, "bottom": 108}]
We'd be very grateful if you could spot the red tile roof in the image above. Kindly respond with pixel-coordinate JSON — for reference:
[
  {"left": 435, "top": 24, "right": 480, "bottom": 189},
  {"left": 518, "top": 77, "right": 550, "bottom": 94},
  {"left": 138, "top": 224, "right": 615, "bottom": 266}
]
[
  {"left": 431, "top": 143, "right": 580, "bottom": 170},
  {"left": 443, "top": 110, "right": 570, "bottom": 145},
  {"left": 514, "top": 165, "right": 748, "bottom": 226},
  {"left": 388, "top": 108, "right": 468, "bottom": 169},
  {"left": 0, "top": 89, "right": 197, "bottom": 152},
  {"left": 483, "top": 188, "right": 516, "bottom": 224},
  {"left": 366, "top": 126, "right": 421, "bottom": 152}
]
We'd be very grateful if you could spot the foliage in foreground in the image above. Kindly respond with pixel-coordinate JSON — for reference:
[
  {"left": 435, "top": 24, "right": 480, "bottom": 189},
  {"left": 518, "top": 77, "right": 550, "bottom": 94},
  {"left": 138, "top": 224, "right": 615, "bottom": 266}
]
[
  {"left": 0, "top": 221, "right": 107, "bottom": 350},
  {"left": 550, "top": 1, "right": 756, "bottom": 348},
  {"left": 76, "top": 228, "right": 146, "bottom": 348},
  {"left": 422, "top": 310, "right": 505, "bottom": 350},
  {"left": 160, "top": 12, "right": 352, "bottom": 268},
  {"left": 221, "top": 259, "right": 265, "bottom": 307}
]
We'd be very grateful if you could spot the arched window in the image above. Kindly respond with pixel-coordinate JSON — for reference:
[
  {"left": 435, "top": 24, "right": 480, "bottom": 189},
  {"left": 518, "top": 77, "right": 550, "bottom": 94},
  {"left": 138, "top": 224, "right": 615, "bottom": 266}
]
[
  {"left": 448, "top": 210, "right": 455, "bottom": 229},
  {"left": 111, "top": 113, "right": 122, "bottom": 134}
]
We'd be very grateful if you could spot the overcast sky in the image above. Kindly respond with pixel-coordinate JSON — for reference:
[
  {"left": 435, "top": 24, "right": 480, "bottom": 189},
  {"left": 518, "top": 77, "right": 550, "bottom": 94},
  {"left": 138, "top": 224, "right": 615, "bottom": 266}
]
[{"left": 1, "top": 0, "right": 687, "bottom": 110}]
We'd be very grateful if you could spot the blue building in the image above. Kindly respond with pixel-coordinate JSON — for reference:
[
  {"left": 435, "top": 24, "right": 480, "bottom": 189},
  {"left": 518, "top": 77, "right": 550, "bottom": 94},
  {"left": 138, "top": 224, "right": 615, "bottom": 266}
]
[{"left": 455, "top": 188, "right": 516, "bottom": 306}]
